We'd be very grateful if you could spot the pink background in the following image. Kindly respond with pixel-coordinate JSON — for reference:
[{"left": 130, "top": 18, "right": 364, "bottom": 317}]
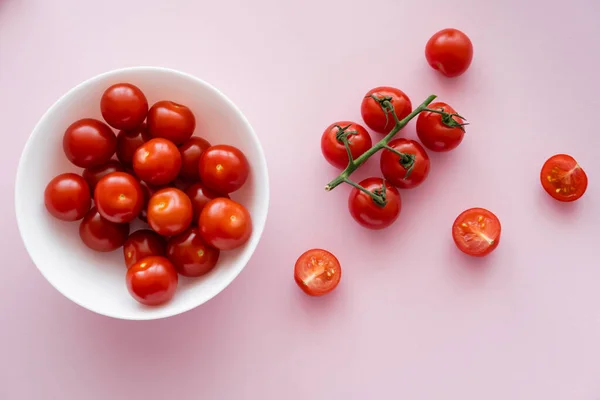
[{"left": 1, "top": 0, "right": 600, "bottom": 398}]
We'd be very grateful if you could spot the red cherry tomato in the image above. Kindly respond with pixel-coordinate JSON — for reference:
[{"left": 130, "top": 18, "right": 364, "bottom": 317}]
[
  {"left": 147, "top": 101, "right": 195, "bottom": 145},
  {"left": 540, "top": 154, "right": 588, "bottom": 202},
  {"left": 199, "top": 198, "right": 252, "bottom": 250},
  {"left": 360, "top": 87, "right": 412, "bottom": 134},
  {"left": 380, "top": 139, "right": 430, "bottom": 189},
  {"left": 147, "top": 188, "right": 193, "bottom": 236},
  {"left": 348, "top": 177, "right": 401, "bottom": 230},
  {"left": 186, "top": 182, "right": 229, "bottom": 221},
  {"left": 321, "top": 121, "right": 372, "bottom": 169},
  {"left": 79, "top": 207, "right": 129, "bottom": 252},
  {"left": 166, "top": 227, "right": 220, "bottom": 277},
  {"left": 82, "top": 160, "right": 126, "bottom": 195},
  {"left": 452, "top": 208, "right": 501, "bottom": 257},
  {"left": 133, "top": 138, "right": 182, "bottom": 186},
  {"left": 425, "top": 28, "right": 473, "bottom": 77},
  {"left": 198, "top": 145, "right": 249, "bottom": 193},
  {"left": 116, "top": 123, "right": 151, "bottom": 166},
  {"left": 126, "top": 256, "right": 178, "bottom": 306},
  {"left": 94, "top": 172, "right": 144, "bottom": 223},
  {"left": 138, "top": 180, "right": 161, "bottom": 223},
  {"left": 416, "top": 102, "right": 465, "bottom": 152},
  {"left": 178, "top": 136, "right": 211, "bottom": 181},
  {"left": 63, "top": 118, "right": 117, "bottom": 168},
  {"left": 123, "top": 229, "right": 166, "bottom": 269},
  {"left": 100, "top": 83, "right": 148, "bottom": 130},
  {"left": 44, "top": 173, "right": 91, "bottom": 221},
  {"left": 294, "top": 249, "right": 341, "bottom": 296}
]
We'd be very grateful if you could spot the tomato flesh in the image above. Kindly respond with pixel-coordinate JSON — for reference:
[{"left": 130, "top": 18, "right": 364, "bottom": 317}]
[
  {"left": 452, "top": 208, "right": 500, "bottom": 257},
  {"left": 294, "top": 249, "right": 341, "bottom": 296},
  {"left": 540, "top": 154, "right": 588, "bottom": 202}
]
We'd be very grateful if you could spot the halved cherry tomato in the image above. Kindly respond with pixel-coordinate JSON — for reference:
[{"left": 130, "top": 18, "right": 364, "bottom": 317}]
[
  {"left": 186, "top": 182, "right": 229, "bottom": 221},
  {"left": 82, "top": 160, "right": 126, "bottom": 195},
  {"left": 123, "top": 229, "right": 166, "bottom": 269},
  {"left": 147, "top": 187, "right": 193, "bottom": 236},
  {"left": 452, "top": 208, "right": 500, "bottom": 257},
  {"left": 321, "top": 121, "right": 372, "bottom": 169},
  {"left": 199, "top": 198, "right": 252, "bottom": 250},
  {"left": 179, "top": 136, "right": 211, "bottom": 181},
  {"left": 167, "top": 227, "right": 220, "bottom": 277},
  {"left": 360, "top": 87, "right": 412, "bottom": 134},
  {"left": 100, "top": 83, "right": 148, "bottom": 130},
  {"left": 198, "top": 145, "right": 249, "bottom": 193},
  {"left": 147, "top": 101, "right": 195, "bottom": 145},
  {"left": 116, "top": 123, "right": 151, "bottom": 166},
  {"left": 416, "top": 102, "right": 465, "bottom": 152},
  {"left": 294, "top": 249, "right": 341, "bottom": 296},
  {"left": 133, "top": 138, "right": 182, "bottom": 186},
  {"left": 79, "top": 207, "right": 130, "bottom": 252},
  {"left": 348, "top": 177, "right": 401, "bottom": 230},
  {"left": 126, "top": 256, "right": 178, "bottom": 306},
  {"left": 44, "top": 173, "right": 91, "bottom": 221},
  {"left": 540, "top": 154, "right": 588, "bottom": 202},
  {"left": 380, "top": 139, "right": 430, "bottom": 189},
  {"left": 63, "top": 118, "right": 117, "bottom": 168},
  {"left": 425, "top": 28, "right": 473, "bottom": 78},
  {"left": 94, "top": 172, "right": 144, "bottom": 223}
]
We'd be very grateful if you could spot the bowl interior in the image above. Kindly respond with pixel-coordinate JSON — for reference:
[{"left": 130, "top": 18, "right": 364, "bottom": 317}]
[{"left": 15, "top": 67, "right": 269, "bottom": 320}]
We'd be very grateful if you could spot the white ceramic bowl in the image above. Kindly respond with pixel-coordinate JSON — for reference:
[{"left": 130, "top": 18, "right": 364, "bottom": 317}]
[{"left": 15, "top": 67, "right": 269, "bottom": 320}]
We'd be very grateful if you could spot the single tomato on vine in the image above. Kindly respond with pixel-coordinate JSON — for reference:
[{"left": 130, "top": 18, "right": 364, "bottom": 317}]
[
  {"left": 198, "top": 145, "right": 249, "bottom": 193},
  {"left": 452, "top": 208, "right": 500, "bottom": 257},
  {"left": 540, "top": 154, "right": 588, "bottom": 202},
  {"left": 361, "top": 87, "right": 412, "bottom": 134},
  {"left": 147, "top": 100, "right": 196, "bottom": 145},
  {"left": 348, "top": 177, "right": 401, "bottom": 230},
  {"left": 133, "top": 138, "right": 182, "bottom": 186},
  {"left": 44, "top": 173, "right": 91, "bottom": 221},
  {"left": 123, "top": 229, "right": 166, "bottom": 269},
  {"left": 416, "top": 102, "right": 466, "bottom": 152},
  {"left": 100, "top": 83, "right": 148, "bottom": 130},
  {"left": 63, "top": 118, "right": 117, "bottom": 168},
  {"left": 380, "top": 139, "right": 430, "bottom": 189},
  {"left": 294, "top": 249, "right": 341, "bottom": 297},
  {"left": 425, "top": 28, "right": 473, "bottom": 77},
  {"left": 321, "top": 122, "right": 372, "bottom": 169},
  {"left": 126, "top": 256, "right": 178, "bottom": 306},
  {"left": 199, "top": 198, "right": 252, "bottom": 250}
]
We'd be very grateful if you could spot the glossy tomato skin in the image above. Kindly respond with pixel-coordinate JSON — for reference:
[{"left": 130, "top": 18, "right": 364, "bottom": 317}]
[
  {"left": 425, "top": 28, "right": 473, "bottom": 77},
  {"left": 348, "top": 177, "right": 401, "bottom": 230},
  {"left": 380, "top": 139, "right": 430, "bottom": 189},
  {"left": 452, "top": 208, "right": 501, "bottom": 257},
  {"left": 361, "top": 87, "right": 412, "bottom": 134},
  {"left": 116, "top": 123, "right": 151, "bottom": 166},
  {"left": 294, "top": 249, "right": 341, "bottom": 296},
  {"left": 147, "top": 188, "right": 193, "bottom": 236},
  {"left": 179, "top": 137, "right": 211, "bottom": 181},
  {"left": 199, "top": 198, "right": 252, "bottom": 250},
  {"left": 540, "top": 154, "right": 588, "bottom": 202},
  {"left": 82, "top": 160, "right": 125, "bottom": 195},
  {"left": 147, "top": 101, "right": 196, "bottom": 145},
  {"left": 198, "top": 145, "right": 249, "bottom": 194},
  {"left": 123, "top": 229, "right": 166, "bottom": 269},
  {"left": 138, "top": 180, "right": 164, "bottom": 223},
  {"left": 100, "top": 83, "right": 148, "bottom": 130},
  {"left": 44, "top": 173, "right": 91, "bottom": 221},
  {"left": 321, "top": 121, "right": 372, "bottom": 169},
  {"left": 63, "top": 118, "right": 117, "bottom": 168},
  {"left": 167, "top": 227, "right": 220, "bottom": 277},
  {"left": 416, "top": 102, "right": 465, "bottom": 152},
  {"left": 126, "top": 256, "right": 178, "bottom": 306},
  {"left": 79, "top": 207, "right": 130, "bottom": 252},
  {"left": 186, "top": 182, "right": 229, "bottom": 221},
  {"left": 133, "top": 138, "right": 182, "bottom": 186},
  {"left": 94, "top": 172, "right": 144, "bottom": 223}
]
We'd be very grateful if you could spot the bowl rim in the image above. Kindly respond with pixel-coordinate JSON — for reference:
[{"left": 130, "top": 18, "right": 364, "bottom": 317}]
[{"left": 14, "top": 66, "right": 270, "bottom": 320}]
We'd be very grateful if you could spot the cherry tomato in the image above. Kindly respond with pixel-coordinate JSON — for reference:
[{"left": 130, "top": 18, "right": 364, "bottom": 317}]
[
  {"left": 138, "top": 180, "right": 164, "bottom": 223},
  {"left": 166, "top": 227, "right": 220, "bottom": 277},
  {"left": 294, "top": 249, "right": 341, "bottom": 296},
  {"left": 416, "top": 102, "right": 465, "bottom": 152},
  {"left": 186, "top": 182, "right": 229, "bottom": 221},
  {"left": 452, "top": 208, "right": 501, "bottom": 257},
  {"left": 198, "top": 145, "right": 249, "bottom": 193},
  {"left": 147, "top": 188, "right": 193, "bottom": 236},
  {"left": 82, "top": 160, "right": 125, "bottom": 195},
  {"left": 179, "top": 136, "right": 211, "bottom": 181},
  {"left": 321, "top": 121, "right": 372, "bottom": 169},
  {"left": 199, "top": 198, "right": 252, "bottom": 250},
  {"left": 63, "top": 118, "right": 117, "bottom": 168},
  {"left": 126, "top": 256, "right": 178, "bottom": 306},
  {"left": 133, "top": 138, "right": 182, "bottom": 186},
  {"left": 360, "top": 87, "right": 412, "bottom": 134},
  {"left": 123, "top": 229, "right": 166, "bottom": 269},
  {"left": 44, "top": 173, "right": 91, "bottom": 221},
  {"left": 425, "top": 28, "right": 473, "bottom": 78},
  {"left": 380, "top": 139, "right": 430, "bottom": 189},
  {"left": 147, "top": 100, "right": 195, "bottom": 145},
  {"left": 94, "top": 172, "right": 144, "bottom": 223},
  {"left": 79, "top": 207, "right": 129, "bottom": 252},
  {"left": 100, "top": 83, "right": 148, "bottom": 130},
  {"left": 540, "top": 154, "right": 588, "bottom": 202},
  {"left": 116, "top": 123, "right": 151, "bottom": 166},
  {"left": 348, "top": 177, "right": 401, "bottom": 230}
]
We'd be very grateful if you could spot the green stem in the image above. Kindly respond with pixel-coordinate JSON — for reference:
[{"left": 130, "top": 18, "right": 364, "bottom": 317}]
[{"left": 344, "top": 178, "right": 386, "bottom": 206}]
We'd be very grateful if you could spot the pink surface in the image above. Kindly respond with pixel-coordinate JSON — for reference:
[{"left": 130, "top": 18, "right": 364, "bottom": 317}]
[{"left": 1, "top": 0, "right": 600, "bottom": 398}]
